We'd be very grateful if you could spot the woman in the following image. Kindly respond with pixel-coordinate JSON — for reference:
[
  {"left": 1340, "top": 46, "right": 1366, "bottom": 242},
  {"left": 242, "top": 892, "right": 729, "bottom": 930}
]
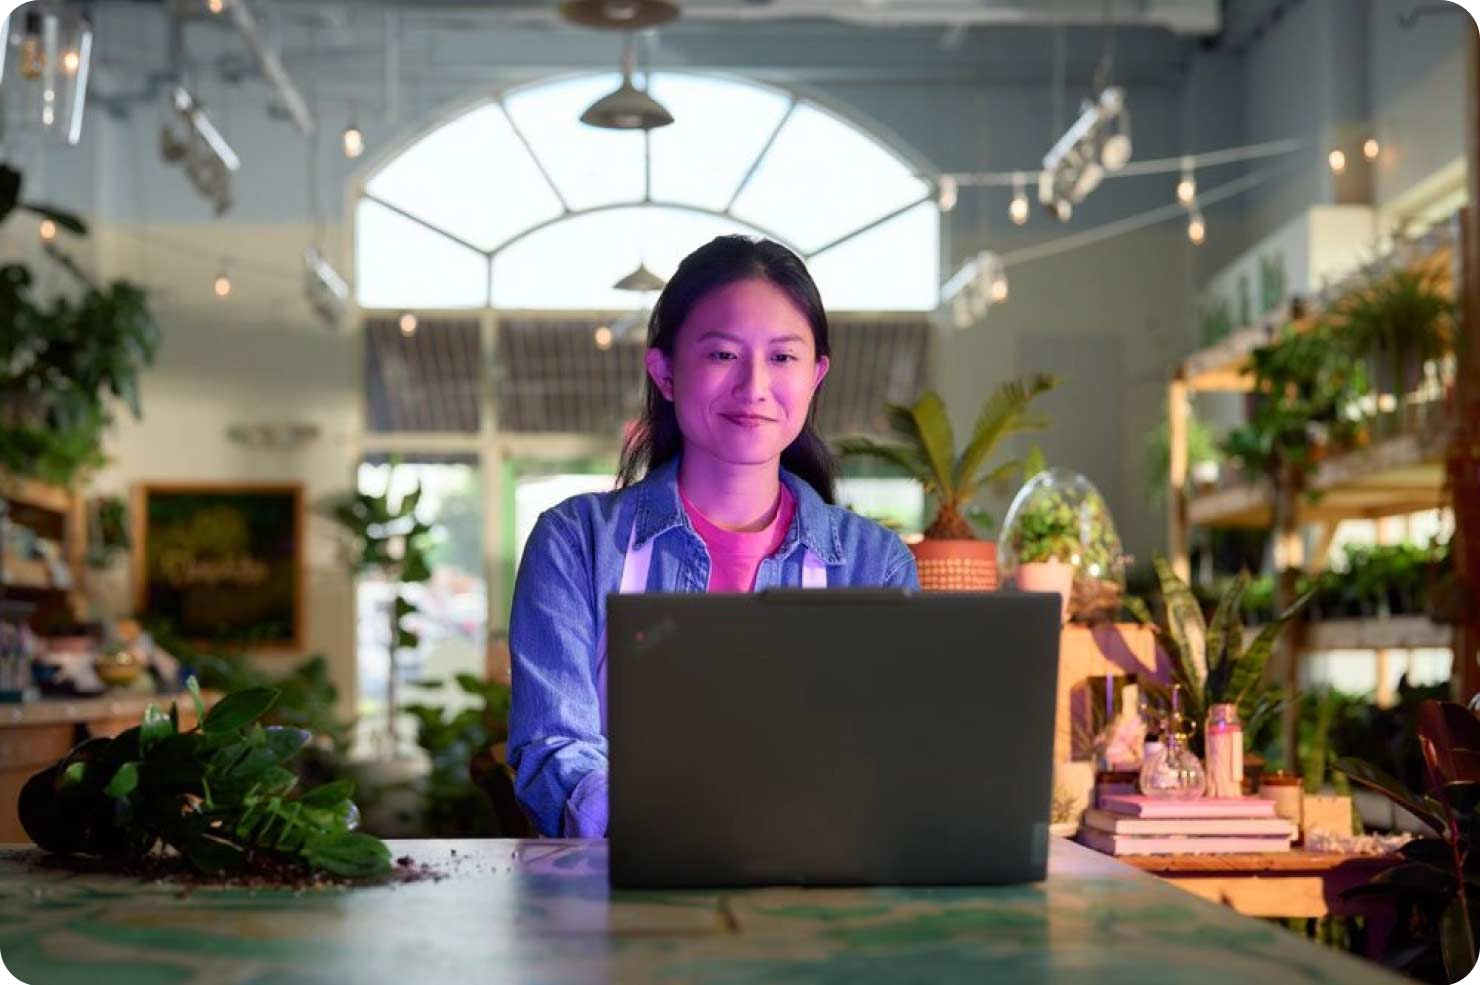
[{"left": 507, "top": 235, "right": 920, "bottom": 837}]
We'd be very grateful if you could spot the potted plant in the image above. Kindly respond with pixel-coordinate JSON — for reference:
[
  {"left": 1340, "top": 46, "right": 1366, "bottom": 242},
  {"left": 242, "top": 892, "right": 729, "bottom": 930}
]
[
  {"left": 320, "top": 463, "right": 435, "bottom": 757},
  {"left": 1143, "top": 411, "right": 1223, "bottom": 503},
  {"left": 1, "top": 168, "right": 158, "bottom": 488},
  {"left": 1147, "top": 560, "right": 1309, "bottom": 757},
  {"left": 1336, "top": 701, "right": 1480, "bottom": 984},
  {"left": 835, "top": 374, "right": 1059, "bottom": 591},
  {"left": 1003, "top": 468, "right": 1078, "bottom": 623}
]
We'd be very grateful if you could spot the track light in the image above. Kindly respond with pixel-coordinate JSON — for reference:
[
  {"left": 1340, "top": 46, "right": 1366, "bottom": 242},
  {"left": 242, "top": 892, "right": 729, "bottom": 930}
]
[
  {"left": 990, "top": 270, "right": 1009, "bottom": 303},
  {"left": 161, "top": 87, "right": 240, "bottom": 215},
  {"left": 936, "top": 175, "right": 957, "bottom": 213},
  {"left": 303, "top": 247, "right": 349, "bottom": 330},
  {"left": 1038, "top": 86, "right": 1130, "bottom": 220},
  {"left": 939, "top": 250, "right": 1007, "bottom": 330}
]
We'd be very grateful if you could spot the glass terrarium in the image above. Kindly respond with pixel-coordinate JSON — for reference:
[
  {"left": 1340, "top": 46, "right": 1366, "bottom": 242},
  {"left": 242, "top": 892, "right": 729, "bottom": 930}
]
[{"left": 999, "top": 468, "right": 1127, "bottom": 622}]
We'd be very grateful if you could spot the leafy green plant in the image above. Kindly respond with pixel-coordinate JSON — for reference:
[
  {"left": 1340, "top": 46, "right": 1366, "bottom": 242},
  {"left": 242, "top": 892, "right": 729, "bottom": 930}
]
[
  {"left": 1143, "top": 412, "right": 1223, "bottom": 505},
  {"left": 1336, "top": 701, "right": 1480, "bottom": 984},
  {"left": 85, "top": 494, "right": 131, "bottom": 569},
  {"left": 834, "top": 374, "right": 1059, "bottom": 539},
  {"left": 402, "top": 673, "right": 524, "bottom": 837},
  {"left": 18, "top": 679, "right": 390, "bottom": 879},
  {"left": 320, "top": 464, "right": 435, "bottom": 750},
  {"left": 0, "top": 263, "right": 160, "bottom": 485},
  {"left": 1332, "top": 266, "right": 1453, "bottom": 430},
  {"left": 1149, "top": 559, "right": 1309, "bottom": 753}
]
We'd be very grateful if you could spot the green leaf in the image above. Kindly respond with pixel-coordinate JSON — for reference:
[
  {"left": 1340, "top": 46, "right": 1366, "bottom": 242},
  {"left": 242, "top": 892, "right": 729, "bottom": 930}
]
[
  {"left": 1334, "top": 757, "right": 1446, "bottom": 834},
  {"left": 182, "top": 830, "right": 246, "bottom": 875},
  {"left": 401, "top": 543, "right": 432, "bottom": 583},
  {"left": 1227, "top": 591, "right": 1311, "bottom": 708},
  {"left": 203, "top": 687, "right": 280, "bottom": 734},
  {"left": 299, "top": 779, "right": 355, "bottom": 809},
  {"left": 140, "top": 704, "right": 173, "bottom": 755},
  {"left": 20, "top": 201, "right": 88, "bottom": 235},
  {"left": 104, "top": 762, "right": 140, "bottom": 799},
  {"left": 951, "top": 373, "right": 1058, "bottom": 494},
  {"left": 1204, "top": 571, "right": 1250, "bottom": 686},
  {"left": 302, "top": 831, "right": 392, "bottom": 878},
  {"left": 894, "top": 393, "right": 955, "bottom": 498},
  {"left": 396, "top": 627, "right": 421, "bottom": 651},
  {"left": 262, "top": 726, "right": 311, "bottom": 763},
  {"left": 61, "top": 761, "right": 86, "bottom": 788},
  {"left": 394, "top": 595, "right": 417, "bottom": 620},
  {"left": 1154, "top": 557, "right": 1207, "bottom": 695},
  {"left": 1441, "top": 896, "right": 1478, "bottom": 983},
  {"left": 187, "top": 675, "right": 206, "bottom": 723},
  {"left": 832, "top": 437, "right": 931, "bottom": 486}
]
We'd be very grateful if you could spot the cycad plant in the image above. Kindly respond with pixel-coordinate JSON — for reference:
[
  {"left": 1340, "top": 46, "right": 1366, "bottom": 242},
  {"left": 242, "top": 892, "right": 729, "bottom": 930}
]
[{"left": 835, "top": 374, "right": 1058, "bottom": 539}]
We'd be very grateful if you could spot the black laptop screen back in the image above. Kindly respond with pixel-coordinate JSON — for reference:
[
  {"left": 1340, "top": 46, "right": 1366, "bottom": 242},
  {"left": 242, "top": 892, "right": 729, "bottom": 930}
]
[{"left": 607, "top": 589, "right": 1061, "bottom": 888}]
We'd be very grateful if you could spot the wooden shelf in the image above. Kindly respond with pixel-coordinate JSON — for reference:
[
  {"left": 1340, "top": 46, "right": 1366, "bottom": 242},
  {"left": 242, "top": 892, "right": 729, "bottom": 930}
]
[
  {"left": 0, "top": 475, "right": 73, "bottom": 515},
  {"left": 1185, "top": 428, "right": 1449, "bottom": 528},
  {"left": 0, "top": 558, "right": 60, "bottom": 591},
  {"left": 1246, "top": 616, "right": 1452, "bottom": 651}
]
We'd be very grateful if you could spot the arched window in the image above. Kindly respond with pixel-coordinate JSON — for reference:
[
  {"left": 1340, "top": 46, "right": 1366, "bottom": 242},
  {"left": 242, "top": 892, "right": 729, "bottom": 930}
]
[{"left": 355, "top": 72, "right": 939, "bottom": 311}]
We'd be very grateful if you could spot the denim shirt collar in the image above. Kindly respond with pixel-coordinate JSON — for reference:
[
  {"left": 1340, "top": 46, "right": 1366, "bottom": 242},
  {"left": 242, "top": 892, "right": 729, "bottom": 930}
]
[{"left": 631, "top": 456, "right": 845, "bottom": 565}]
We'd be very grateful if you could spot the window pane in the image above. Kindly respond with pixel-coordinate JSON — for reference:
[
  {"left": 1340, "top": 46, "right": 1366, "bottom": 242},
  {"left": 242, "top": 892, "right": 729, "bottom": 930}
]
[
  {"left": 365, "top": 102, "right": 563, "bottom": 252},
  {"left": 514, "top": 473, "right": 618, "bottom": 571},
  {"left": 502, "top": 74, "right": 645, "bottom": 211},
  {"left": 356, "top": 199, "right": 488, "bottom": 308},
  {"left": 492, "top": 206, "right": 762, "bottom": 309},
  {"left": 356, "top": 461, "right": 486, "bottom": 757},
  {"left": 646, "top": 73, "right": 792, "bottom": 211},
  {"left": 730, "top": 102, "right": 930, "bottom": 254},
  {"left": 835, "top": 477, "right": 925, "bottom": 538},
  {"left": 364, "top": 318, "right": 482, "bottom": 433},
  {"left": 808, "top": 201, "right": 939, "bottom": 311}
]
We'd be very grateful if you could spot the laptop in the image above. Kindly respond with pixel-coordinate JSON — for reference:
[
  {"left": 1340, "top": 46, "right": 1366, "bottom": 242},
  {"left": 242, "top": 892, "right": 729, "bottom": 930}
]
[{"left": 606, "top": 588, "right": 1062, "bottom": 888}]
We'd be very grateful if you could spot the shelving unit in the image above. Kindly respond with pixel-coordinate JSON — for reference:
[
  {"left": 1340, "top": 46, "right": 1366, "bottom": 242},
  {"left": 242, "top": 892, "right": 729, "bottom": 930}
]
[
  {"left": 1166, "top": 217, "right": 1460, "bottom": 718},
  {"left": 0, "top": 470, "right": 87, "bottom": 630}
]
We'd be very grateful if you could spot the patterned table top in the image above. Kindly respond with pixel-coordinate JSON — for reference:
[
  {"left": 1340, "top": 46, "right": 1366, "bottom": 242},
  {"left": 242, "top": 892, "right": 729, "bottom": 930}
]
[{"left": 0, "top": 837, "right": 1408, "bottom": 985}]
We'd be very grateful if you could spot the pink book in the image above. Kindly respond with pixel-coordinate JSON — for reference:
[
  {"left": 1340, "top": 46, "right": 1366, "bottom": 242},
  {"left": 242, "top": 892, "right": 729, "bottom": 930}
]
[
  {"left": 1099, "top": 795, "right": 1277, "bottom": 819},
  {"left": 1079, "top": 827, "right": 1293, "bottom": 856},
  {"left": 1082, "top": 809, "right": 1295, "bottom": 837}
]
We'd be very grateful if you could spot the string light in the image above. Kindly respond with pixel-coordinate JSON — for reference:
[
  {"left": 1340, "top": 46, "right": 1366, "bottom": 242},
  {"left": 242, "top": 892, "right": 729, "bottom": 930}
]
[
  {"left": 1187, "top": 210, "right": 1206, "bottom": 246},
  {"left": 936, "top": 175, "right": 957, "bottom": 213},
  {"left": 206, "top": 0, "right": 226, "bottom": 13},
  {"left": 593, "top": 325, "right": 614, "bottom": 349},
  {"left": 399, "top": 312, "right": 418, "bottom": 336},
  {"left": 38, "top": 219, "right": 57, "bottom": 242},
  {"left": 213, "top": 271, "right": 232, "bottom": 298},
  {"left": 990, "top": 271, "right": 1009, "bottom": 303},
  {"left": 1176, "top": 158, "right": 1196, "bottom": 206},
  {"left": 61, "top": 49, "right": 80, "bottom": 75},
  {"left": 342, "top": 124, "right": 364, "bottom": 159},
  {"left": 1009, "top": 173, "right": 1029, "bottom": 225},
  {"left": 1363, "top": 138, "right": 1380, "bottom": 161},
  {"left": 1328, "top": 149, "right": 1346, "bottom": 174}
]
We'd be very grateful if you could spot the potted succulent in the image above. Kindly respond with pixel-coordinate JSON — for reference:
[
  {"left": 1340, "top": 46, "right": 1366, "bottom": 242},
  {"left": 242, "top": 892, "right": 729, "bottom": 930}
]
[
  {"left": 835, "top": 374, "right": 1059, "bottom": 591},
  {"left": 1001, "top": 466, "right": 1126, "bottom": 622},
  {"left": 1003, "top": 470, "right": 1077, "bottom": 623}
]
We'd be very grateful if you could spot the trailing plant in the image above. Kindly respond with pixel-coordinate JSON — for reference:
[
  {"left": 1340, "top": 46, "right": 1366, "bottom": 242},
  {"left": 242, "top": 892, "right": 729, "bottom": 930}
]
[
  {"left": 834, "top": 374, "right": 1059, "bottom": 539},
  {"left": 1331, "top": 265, "right": 1453, "bottom": 430},
  {"left": 0, "top": 261, "right": 160, "bottom": 485},
  {"left": 320, "top": 463, "right": 435, "bottom": 752},
  {"left": 18, "top": 678, "right": 390, "bottom": 879},
  {"left": 1336, "top": 701, "right": 1480, "bottom": 984},
  {"left": 1148, "top": 559, "right": 1309, "bottom": 754}
]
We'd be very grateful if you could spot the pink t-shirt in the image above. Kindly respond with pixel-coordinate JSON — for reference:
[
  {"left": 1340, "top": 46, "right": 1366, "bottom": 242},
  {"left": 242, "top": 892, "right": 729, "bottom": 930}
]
[{"left": 679, "top": 484, "right": 796, "bottom": 592}]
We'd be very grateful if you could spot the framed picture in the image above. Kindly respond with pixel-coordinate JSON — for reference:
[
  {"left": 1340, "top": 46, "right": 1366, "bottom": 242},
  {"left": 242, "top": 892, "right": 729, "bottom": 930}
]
[{"left": 132, "top": 483, "right": 304, "bottom": 650}]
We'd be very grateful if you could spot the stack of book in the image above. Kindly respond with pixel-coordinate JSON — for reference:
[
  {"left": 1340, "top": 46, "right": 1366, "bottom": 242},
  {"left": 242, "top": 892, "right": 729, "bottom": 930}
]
[{"left": 1078, "top": 795, "right": 1297, "bottom": 856}]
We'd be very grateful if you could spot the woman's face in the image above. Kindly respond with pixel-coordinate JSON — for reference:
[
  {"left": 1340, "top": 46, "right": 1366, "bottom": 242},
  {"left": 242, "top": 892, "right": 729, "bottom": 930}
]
[{"left": 645, "top": 278, "right": 830, "bottom": 469}]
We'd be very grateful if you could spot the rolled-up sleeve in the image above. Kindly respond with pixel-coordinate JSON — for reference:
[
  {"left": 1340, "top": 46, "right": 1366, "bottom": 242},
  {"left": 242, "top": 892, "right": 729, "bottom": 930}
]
[{"left": 507, "top": 509, "right": 608, "bottom": 837}]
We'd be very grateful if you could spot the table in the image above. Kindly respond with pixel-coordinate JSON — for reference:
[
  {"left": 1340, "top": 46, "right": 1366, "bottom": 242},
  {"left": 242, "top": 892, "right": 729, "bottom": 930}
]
[
  {"left": 1120, "top": 850, "right": 1398, "bottom": 919},
  {"left": 0, "top": 838, "right": 1407, "bottom": 984}
]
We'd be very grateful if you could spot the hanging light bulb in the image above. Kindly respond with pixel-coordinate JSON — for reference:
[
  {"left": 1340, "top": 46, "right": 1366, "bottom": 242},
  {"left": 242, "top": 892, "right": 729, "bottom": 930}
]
[
  {"left": 1328, "top": 149, "right": 1347, "bottom": 174},
  {"left": 38, "top": 219, "right": 57, "bottom": 242},
  {"left": 61, "top": 49, "right": 80, "bottom": 75},
  {"left": 990, "top": 270, "right": 1009, "bottom": 303},
  {"left": 399, "top": 312, "right": 418, "bottom": 336},
  {"left": 936, "top": 175, "right": 957, "bottom": 213},
  {"left": 342, "top": 123, "right": 364, "bottom": 159},
  {"left": 213, "top": 271, "right": 233, "bottom": 298},
  {"left": 593, "top": 325, "right": 614, "bottom": 350},
  {"left": 207, "top": 0, "right": 227, "bottom": 14},
  {"left": 1363, "top": 138, "right": 1380, "bottom": 161},
  {"left": 1009, "top": 173, "right": 1029, "bottom": 225},
  {"left": 1187, "top": 210, "right": 1206, "bottom": 246},
  {"left": 1054, "top": 198, "right": 1072, "bottom": 222},
  {"left": 1176, "top": 159, "right": 1197, "bottom": 207}
]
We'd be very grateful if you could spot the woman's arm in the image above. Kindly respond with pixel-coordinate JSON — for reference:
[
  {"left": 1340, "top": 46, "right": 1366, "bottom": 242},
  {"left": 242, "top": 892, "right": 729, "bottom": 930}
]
[
  {"left": 507, "top": 508, "right": 608, "bottom": 836},
  {"left": 882, "top": 536, "right": 921, "bottom": 591}
]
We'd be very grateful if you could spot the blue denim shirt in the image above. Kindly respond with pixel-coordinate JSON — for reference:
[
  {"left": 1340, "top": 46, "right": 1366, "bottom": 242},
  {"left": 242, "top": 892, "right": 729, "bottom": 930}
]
[{"left": 507, "top": 456, "right": 920, "bottom": 837}]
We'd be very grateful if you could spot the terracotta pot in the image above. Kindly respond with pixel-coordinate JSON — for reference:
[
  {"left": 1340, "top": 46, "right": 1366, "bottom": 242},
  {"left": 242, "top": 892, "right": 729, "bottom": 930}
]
[
  {"left": 908, "top": 539, "right": 997, "bottom": 591},
  {"left": 1015, "top": 560, "right": 1073, "bottom": 623}
]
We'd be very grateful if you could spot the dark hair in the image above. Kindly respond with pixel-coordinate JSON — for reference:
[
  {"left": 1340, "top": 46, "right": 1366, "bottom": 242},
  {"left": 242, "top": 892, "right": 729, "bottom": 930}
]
[{"left": 616, "top": 235, "right": 836, "bottom": 503}]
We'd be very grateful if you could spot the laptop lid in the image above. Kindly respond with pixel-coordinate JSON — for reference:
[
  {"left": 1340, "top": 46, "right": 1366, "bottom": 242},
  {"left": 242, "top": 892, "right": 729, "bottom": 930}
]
[{"left": 607, "top": 588, "right": 1061, "bottom": 888}]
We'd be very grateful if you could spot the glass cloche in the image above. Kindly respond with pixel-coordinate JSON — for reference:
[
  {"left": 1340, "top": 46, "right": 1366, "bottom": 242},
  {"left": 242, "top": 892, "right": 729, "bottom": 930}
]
[{"left": 999, "top": 468, "right": 1127, "bottom": 622}]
